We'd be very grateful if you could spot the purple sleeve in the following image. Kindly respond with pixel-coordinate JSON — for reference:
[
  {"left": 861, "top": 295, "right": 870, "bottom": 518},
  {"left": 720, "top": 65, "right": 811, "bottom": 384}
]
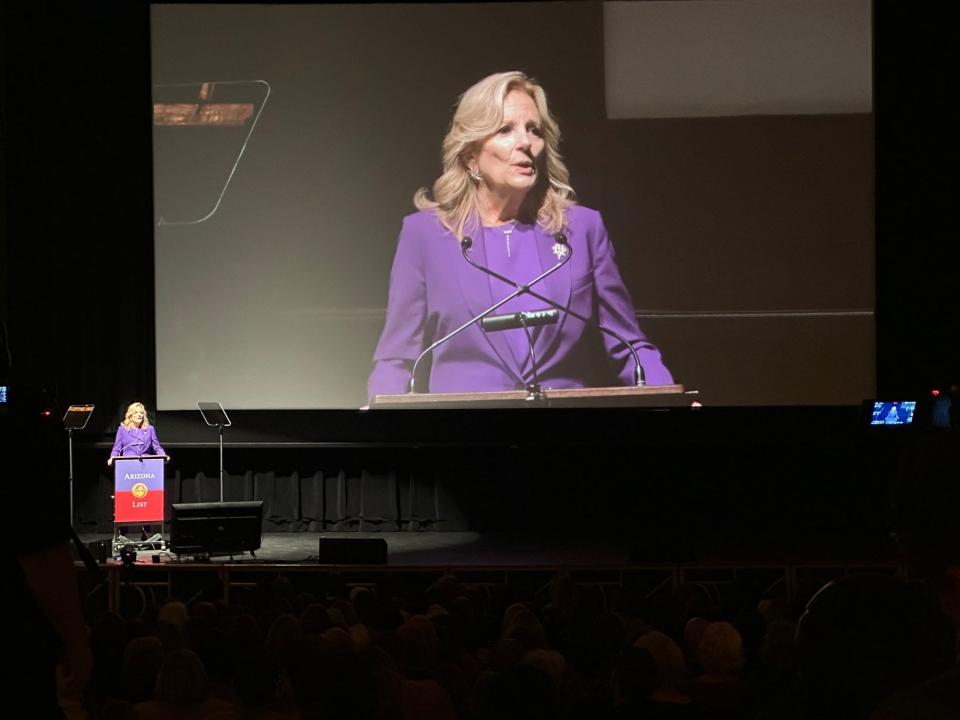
[
  {"left": 110, "top": 427, "right": 125, "bottom": 457},
  {"left": 148, "top": 427, "right": 166, "bottom": 457},
  {"left": 590, "top": 212, "right": 674, "bottom": 386},
  {"left": 367, "top": 216, "right": 428, "bottom": 400}
]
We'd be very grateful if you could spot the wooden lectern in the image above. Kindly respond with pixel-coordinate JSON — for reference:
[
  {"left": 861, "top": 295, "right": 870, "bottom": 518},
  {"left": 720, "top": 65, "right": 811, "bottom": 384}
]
[{"left": 371, "top": 384, "right": 690, "bottom": 409}]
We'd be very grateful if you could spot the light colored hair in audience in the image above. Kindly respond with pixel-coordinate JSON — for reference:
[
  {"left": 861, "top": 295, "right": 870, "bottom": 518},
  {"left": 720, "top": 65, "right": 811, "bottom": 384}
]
[
  {"left": 265, "top": 613, "right": 303, "bottom": 655},
  {"left": 633, "top": 630, "right": 687, "bottom": 688},
  {"left": 427, "top": 603, "right": 449, "bottom": 619},
  {"left": 414, "top": 70, "right": 575, "bottom": 240},
  {"left": 157, "top": 600, "right": 188, "bottom": 627},
  {"left": 524, "top": 648, "right": 566, "bottom": 689},
  {"left": 757, "top": 597, "right": 786, "bottom": 624},
  {"left": 684, "top": 616, "right": 710, "bottom": 655},
  {"left": 332, "top": 598, "right": 360, "bottom": 626},
  {"left": 501, "top": 602, "right": 531, "bottom": 635},
  {"left": 760, "top": 619, "right": 797, "bottom": 672},
  {"left": 697, "top": 621, "right": 746, "bottom": 675},
  {"left": 501, "top": 605, "right": 546, "bottom": 650},
  {"left": 155, "top": 649, "right": 208, "bottom": 706},
  {"left": 326, "top": 607, "right": 347, "bottom": 630},
  {"left": 398, "top": 615, "right": 440, "bottom": 674},
  {"left": 349, "top": 623, "right": 371, "bottom": 652},
  {"left": 319, "top": 626, "right": 355, "bottom": 656}
]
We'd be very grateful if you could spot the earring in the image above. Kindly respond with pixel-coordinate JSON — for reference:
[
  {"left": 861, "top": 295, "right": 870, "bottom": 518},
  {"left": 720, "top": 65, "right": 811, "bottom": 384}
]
[{"left": 468, "top": 167, "right": 482, "bottom": 183}]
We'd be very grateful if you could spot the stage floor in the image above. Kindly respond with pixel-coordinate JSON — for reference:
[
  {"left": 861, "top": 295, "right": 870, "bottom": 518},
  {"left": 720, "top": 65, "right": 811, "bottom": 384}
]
[{"left": 78, "top": 531, "right": 638, "bottom": 567}]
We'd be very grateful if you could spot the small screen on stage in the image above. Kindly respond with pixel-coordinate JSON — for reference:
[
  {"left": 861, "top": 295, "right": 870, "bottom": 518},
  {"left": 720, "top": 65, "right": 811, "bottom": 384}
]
[
  {"left": 870, "top": 401, "right": 917, "bottom": 426},
  {"left": 151, "top": 1, "right": 875, "bottom": 409}
]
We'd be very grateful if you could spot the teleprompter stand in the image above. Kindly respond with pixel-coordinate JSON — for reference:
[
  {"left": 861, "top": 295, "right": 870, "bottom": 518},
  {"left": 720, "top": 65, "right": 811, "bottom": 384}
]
[
  {"left": 63, "top": 404, "right": 94, "bottom": 527},
  {"left": 198, "top": 401, "right": 231, "bottom": 502}
]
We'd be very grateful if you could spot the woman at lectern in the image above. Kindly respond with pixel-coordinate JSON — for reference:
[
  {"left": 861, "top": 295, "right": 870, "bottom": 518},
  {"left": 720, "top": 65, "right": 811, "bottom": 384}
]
[
  {"left": 367, "top": 71, "right": 672, "bottom": 400},
  {"left": 107, "top": 402, "right": 169, "bottom": 466}
]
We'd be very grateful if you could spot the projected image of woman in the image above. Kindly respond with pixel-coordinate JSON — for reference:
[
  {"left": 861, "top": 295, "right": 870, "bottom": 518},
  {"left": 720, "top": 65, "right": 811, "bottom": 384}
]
[
  {"left": 368, "top": 71, "right": 672, "bottom": 399},
  {"left": 107, "top": 402, "right": 169, "bottom": 466}
]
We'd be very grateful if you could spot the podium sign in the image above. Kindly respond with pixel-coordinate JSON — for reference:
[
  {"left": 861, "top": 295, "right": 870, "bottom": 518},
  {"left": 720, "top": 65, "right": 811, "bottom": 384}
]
[{"left": 114, "top": 456, "right": 165, "bottom": 523}]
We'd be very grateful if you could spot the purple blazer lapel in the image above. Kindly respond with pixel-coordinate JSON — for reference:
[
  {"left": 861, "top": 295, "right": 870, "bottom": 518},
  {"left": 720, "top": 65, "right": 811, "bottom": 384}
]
[
  {"left": 531, "top": 224, "right": 572, "bottom": 368},
  {"left": 454, "top": 228, "right": 522, "bottom": 381}
]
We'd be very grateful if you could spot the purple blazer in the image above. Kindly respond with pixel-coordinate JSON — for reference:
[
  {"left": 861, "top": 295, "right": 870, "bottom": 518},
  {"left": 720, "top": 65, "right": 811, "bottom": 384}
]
[
  {"left": 368, "top": 205, "right": 672, "bottom": 398},
  {"left": 110, "top": 425, "right": 166, "bottom": 457}
]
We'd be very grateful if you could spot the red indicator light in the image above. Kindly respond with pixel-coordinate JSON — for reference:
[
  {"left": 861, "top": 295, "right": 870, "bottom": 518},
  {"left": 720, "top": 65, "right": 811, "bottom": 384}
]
[{"left": 931, "top": 389, "right": 940, "bottom": 396}]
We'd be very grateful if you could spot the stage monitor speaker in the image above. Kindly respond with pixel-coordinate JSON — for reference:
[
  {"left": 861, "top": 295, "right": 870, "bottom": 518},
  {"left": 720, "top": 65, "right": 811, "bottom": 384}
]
[
  {"left": 170, "top": 501, "right": 263, "bottom": 555},
  {"left": 317, "top": 537, "right": 388, "bottom": 565}
]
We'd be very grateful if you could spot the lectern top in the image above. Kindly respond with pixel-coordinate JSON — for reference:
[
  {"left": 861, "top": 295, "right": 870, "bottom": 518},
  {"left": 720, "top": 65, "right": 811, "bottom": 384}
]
[{"left": 370, "top": 384, "right": 688, "bottom": 409}]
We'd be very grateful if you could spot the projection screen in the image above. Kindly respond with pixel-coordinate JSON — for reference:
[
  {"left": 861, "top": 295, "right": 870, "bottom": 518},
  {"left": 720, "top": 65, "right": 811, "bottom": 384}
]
[{"left": 152, "top": 1, "right": 874, "bottom": 409}]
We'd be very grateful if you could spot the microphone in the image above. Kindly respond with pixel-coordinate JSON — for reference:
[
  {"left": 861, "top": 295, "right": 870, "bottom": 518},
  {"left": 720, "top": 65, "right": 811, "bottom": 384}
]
[
  {"left": 461, "top": 232, "right": 647, "bottom": 386},
  {"left": 116, "top": 440, "right": 140, "bottom": 456},
  {"left": 481, "top": 308, "right": 558, "bottom": 333}
]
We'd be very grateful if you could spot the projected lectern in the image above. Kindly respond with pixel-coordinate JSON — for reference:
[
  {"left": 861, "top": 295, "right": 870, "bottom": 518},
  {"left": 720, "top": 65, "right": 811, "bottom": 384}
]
[{"left": 371, "top": 384, "right": 690, "bottom": 409}]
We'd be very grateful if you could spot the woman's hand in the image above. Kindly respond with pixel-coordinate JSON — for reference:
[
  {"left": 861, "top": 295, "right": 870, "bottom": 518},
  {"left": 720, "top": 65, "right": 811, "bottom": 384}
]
[{"left": 106, "top": 457, "right": 113, "bottom": 467}]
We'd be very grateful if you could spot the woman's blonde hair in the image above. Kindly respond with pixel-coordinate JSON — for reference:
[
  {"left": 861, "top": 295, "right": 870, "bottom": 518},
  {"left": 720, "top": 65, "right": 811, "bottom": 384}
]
[
  {"left": 633, "top": 630, "right": 687, "bottom": 688},
  {"left": 696, "top": 621, "right": 745, "bottom": 675},
  {"left": 414, "top": 71, "right": 575, "bottom": 240},
  {"left": 122, "top": 402, "right": 151, "bottom": 429}
]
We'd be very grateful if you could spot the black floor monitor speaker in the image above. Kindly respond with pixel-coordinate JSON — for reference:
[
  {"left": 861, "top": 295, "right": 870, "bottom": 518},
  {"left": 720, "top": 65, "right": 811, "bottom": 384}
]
[
  {"left": 171, "top": 501, "right": 263, "bottom": 555},
  {"left": 317, "top": 537, "right": 388, "bottom": 565}
]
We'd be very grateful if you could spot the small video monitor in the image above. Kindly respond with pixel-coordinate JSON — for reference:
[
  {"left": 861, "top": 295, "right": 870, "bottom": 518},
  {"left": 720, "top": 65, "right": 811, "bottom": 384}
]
[
  {"left": 869, "top": 401, "right": 917, "bottom": 426},
  {"left": 0, "top": 385, "right": 7, "bottom": 404}
]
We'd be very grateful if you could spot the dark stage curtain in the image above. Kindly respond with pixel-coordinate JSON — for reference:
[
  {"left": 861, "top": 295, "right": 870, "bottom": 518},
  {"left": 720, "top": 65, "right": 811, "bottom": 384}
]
[{"left": 74, "top": 464, "right": 463, "bottom": 534}]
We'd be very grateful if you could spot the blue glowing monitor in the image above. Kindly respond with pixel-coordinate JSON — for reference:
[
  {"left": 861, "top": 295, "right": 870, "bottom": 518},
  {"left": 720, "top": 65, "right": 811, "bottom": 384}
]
[{"left": 870, "top": 401, "right": 916, "bottom": 426}]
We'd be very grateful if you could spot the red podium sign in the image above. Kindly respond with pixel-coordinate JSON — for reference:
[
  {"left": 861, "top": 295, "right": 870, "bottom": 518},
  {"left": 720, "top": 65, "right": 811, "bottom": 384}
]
[{"left": 114, "top": 456, "right": 165, "bottom": 523}]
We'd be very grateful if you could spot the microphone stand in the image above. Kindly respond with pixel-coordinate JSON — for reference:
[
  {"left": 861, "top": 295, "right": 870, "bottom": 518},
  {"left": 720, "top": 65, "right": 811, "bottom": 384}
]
[
  {"left": 68, "top": 428, "right": 75, "bottom": 525},
  {"left": 218, "top": 422, "right": 225, "bottom": 502},
  {"left": 409, "top": 293, "right": 518, "bottom": 393},
  {"left": 408, "top": 237, "right": 572, "bottom": 393},
  {"left": 460, "top": 235, "right": 647, "bottom": 386},
  {"left": 518, "top": 314, "right": 544, "bottom": 401}
]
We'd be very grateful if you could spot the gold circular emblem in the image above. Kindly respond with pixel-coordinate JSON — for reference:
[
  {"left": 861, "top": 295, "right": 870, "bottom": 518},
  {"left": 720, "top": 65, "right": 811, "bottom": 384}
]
[{"left": 131, "top": 483, "right": 149, "bottom": 499}]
